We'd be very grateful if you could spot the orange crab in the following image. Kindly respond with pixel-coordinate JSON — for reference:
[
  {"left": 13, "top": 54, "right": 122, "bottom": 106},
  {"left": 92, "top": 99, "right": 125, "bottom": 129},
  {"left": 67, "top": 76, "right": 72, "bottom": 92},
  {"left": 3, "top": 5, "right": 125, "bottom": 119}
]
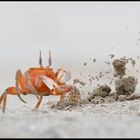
[{"left": 0, "top": 51, "right": 74, "bottom": 113}]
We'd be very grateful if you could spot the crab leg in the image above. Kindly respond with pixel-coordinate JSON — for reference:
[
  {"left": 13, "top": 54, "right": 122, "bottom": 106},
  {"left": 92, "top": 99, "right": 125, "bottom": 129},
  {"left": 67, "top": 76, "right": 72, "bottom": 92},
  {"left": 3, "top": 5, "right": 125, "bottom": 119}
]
[
  {"left": 34, "top": 95, "right": 43, "bottom": 110},
  {"left": 58, "top": 94, "right": 65, "bottom": 105},
  {"left": 0, "top": 87, "right": 19, "bottom": 113},
  {"left": 0, "top": 91, "right": 7, "bottom": 113},
  {"left": 0, "top": 93, "right": 4, "bottom": 108},
  {"left": 3, "top": 92, "right": 7, "bottom": 113},
  {"left": 15, "top": 69, "right": 27, "bottom": 103},
  {"left": 25, "top": 71, "right": 40, "bottom": 100}
]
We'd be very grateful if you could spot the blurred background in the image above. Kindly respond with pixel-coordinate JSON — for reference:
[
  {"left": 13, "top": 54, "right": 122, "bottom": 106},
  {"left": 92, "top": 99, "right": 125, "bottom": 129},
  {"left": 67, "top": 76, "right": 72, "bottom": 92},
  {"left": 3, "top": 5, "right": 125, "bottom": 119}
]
[{"left": 1, "top": 2, "right": 140, "bottom": 108}]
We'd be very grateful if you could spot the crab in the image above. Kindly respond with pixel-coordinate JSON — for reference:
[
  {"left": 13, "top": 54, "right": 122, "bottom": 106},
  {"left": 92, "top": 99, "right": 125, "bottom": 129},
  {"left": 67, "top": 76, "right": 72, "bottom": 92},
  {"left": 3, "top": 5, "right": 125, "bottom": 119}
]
[{"left": 0, "top": 51, "right": 75, "bottom": 113}]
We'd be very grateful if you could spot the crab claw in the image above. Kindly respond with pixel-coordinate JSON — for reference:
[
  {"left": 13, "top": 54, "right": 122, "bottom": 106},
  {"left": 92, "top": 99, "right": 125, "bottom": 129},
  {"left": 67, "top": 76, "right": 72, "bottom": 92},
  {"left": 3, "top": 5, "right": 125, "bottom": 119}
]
[
  {"left": 38, "top": 75, "right": 72, "bottom": 95},
  {"left": 57, "top": 84, "right": 73, "bottom": 93},
  {"left": 55, "top": 68, "right": 71, "bottom": 84}
]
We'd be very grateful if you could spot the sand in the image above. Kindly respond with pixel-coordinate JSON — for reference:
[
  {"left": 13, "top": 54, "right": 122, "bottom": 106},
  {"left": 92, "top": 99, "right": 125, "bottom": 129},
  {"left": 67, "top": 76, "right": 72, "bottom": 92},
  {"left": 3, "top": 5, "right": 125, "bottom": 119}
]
[
  {"left": 1, "top": 56, "right": 140, "bottom": 138},
  {"left": 1, "top": 98, "right": 140, "bottom": 138}
]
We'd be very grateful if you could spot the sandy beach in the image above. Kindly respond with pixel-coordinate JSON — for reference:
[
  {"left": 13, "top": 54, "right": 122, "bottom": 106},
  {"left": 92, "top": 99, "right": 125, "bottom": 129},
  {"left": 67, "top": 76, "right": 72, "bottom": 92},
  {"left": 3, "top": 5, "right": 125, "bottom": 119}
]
[{"left": 0, "top": 95, "right": 140, "bottom": 138}]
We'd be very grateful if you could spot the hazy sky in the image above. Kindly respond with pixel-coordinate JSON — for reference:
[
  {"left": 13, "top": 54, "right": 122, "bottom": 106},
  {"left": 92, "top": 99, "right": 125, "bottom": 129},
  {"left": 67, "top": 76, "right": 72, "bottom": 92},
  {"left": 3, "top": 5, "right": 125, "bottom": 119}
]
[{"left": 1, "top": 2, "right": 140, "bottom": 92}]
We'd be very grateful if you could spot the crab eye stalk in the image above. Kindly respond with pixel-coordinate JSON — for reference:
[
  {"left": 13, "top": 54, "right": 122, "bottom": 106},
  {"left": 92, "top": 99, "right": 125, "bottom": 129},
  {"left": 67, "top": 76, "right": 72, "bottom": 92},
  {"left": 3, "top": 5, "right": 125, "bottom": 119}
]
[
  {"left": 39, "top": 50, "right": 43, "bottom": 68},
  {"left": 48, "top": 50, "right": 52, "bottom": 67}
]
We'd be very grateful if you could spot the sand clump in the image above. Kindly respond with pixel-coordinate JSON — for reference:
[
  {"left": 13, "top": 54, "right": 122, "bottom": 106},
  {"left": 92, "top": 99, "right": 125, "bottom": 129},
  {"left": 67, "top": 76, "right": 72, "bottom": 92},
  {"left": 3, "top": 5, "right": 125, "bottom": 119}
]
[
  {"left": 65, "top": 86, "right": 81, "bottom": 104},
  {"left": 112, "top": 58, "right": 127, "bottom": 78},
  {"left": 112, "top": 57, "right": 139, "bottom": 100},
  {"left": 115, "top": 76, "right": 137, "bottom": 96},
  {"left": 112, "top": 57, "right": 136, "bottom": 78},
  {"left": 87, "top": 84, "right": 117, "bottom": 104},
  {"left": 89, "top": 84, "right": 111, "bottom": 98},
  {"left": 51, "top": 86, "right": 82, "bottom": 110},
  {"left": 73, "top": 79, "right": 86, "bottom": 86}
]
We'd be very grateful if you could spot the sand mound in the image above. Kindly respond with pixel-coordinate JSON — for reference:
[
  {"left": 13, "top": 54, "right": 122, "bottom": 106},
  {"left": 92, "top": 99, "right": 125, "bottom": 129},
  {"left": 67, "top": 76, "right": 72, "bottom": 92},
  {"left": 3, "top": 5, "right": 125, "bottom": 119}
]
[
  {"left": 115, "top": 76, "right": 137, "bottom": 96},
  {"left": 112, "top": 58, "right": 127, "bottom": 78},
  {"left": 89, "top": 84, "right": 112, "bottom": 98},
  {"left": 51, "top": 86, "right": 81, "bottom": 110}
]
